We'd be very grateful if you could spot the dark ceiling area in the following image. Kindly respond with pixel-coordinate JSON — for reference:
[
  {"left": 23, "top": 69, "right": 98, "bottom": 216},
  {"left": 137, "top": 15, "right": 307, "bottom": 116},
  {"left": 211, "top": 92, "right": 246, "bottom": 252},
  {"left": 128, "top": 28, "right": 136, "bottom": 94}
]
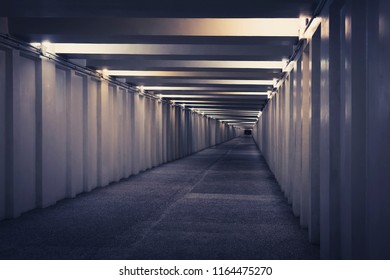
[
  {"left": 1, "top": 0, "right": 320, "bottom": 128},
  {"left": 3, "top": 0, "right": 319, "bottom": 18}
]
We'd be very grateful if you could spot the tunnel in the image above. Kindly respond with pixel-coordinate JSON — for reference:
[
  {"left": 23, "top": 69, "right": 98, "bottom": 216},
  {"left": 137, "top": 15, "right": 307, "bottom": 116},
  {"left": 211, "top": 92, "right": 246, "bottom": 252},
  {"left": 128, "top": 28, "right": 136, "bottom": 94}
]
[{"left": 0, "top": 0, "right": 390, "bottom": 260}]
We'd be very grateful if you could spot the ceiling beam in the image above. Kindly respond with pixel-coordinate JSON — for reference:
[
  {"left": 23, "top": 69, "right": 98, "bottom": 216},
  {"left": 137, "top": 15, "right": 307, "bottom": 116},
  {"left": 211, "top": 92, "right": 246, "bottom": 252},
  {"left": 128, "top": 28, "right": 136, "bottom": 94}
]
[
  {"left": 13, "top": 18, "right": 301, "bottom": 37},
  {"left": 47, "top": 43, "right": 292, "bottom": 56}
]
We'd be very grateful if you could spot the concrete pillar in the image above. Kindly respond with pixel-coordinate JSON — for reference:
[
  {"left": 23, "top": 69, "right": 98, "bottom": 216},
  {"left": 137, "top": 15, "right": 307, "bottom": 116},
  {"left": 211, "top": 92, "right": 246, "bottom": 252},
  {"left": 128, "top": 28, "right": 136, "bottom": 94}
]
[
  {"left": 168, "top": 105, "right": 173, "bottom": 161},
  {"left": 146, "top": 98, "right": 153, "bottom": 169},
  {"left": 82, "top": 75, "right": 89, "bottom": 193},
  {"left": 129, "top": 92, "right": 136, "bottom": 175},
  {"left": 175, "top": 107, "right": 180, "bottom": 159},
  {"left": 156, "top": 101, "right": 161, "bottom": 164},
  {"left": 339, "top": 0, "right": 367, "bottom": 259},
  {"left": 37, "top": 58, "right": 67, "bottom": 207},
  {"left": 109, "top": 85, "right": 117, "bottom": 181},
  {"left": 151, "top": 99, "right": 158, "bottom": 167},
  {"left": 292, "top": 60, "right": 302, "bottom": 217},
  {"left": 150, "top": 98, "right": 156, "bottom": 167},
  {"left": 133, "top": 93, "right": 141, "bottom": 173},
  {"left": 98, "top": 80, "right": 110, "bottom": 186},
  {"left": 112, "top": 87, "right": 118, "bottom": 180},
  {"left": 117, "top": 88, "right": 125, "bottom": 178},
  {"left": 366, "top": 0, "right": 390, "bottom": 259},
  {"left": 123, "top": 90, "right": 131, "bottom": 177},
  {"left": 319, "top": 0, "right": 343, "bottom": 259},
  {"left": 276, "top": 87, "right": 282, "bottom": 185},
  {"left": 282, "top": 77, "right": 291, "bottom": 202},
  {"left": 0, "top": 46, "right": 7, "bottom": 220},
  {"left": 309, "top": 26, "right": 321, "bottom": 244},
  {"left": 162, "top": 103, "right": 168, "bottom": 163},
  {"left": 301, "top": 45, "right": 311, "bottom": 228},
  {"left": 7, "top": 50, "right": 38, "bottom": 217},
  {"left": 287, "top": 72, "right": 295, "bottom": 204},
  {"left": 67, "top": 71, "right": 85, "bottom": 197},
  {"left": 87, "top": 78, "right": 99, "bottom": 189},
  {"left": 159, "top": 102, "right": 164, "bottom": 164},
  {"left": 180, "top": 108, "right": 186, "bottom": 157},
  {"left": 139, "top": 95, "right": 146, "bottom": 170}
]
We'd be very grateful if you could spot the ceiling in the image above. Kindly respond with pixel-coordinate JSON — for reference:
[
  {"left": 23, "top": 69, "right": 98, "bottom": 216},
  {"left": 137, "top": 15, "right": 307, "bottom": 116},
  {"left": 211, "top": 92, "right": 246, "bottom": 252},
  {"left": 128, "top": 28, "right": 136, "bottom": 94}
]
[{"left": 2, "top": 0, "right": 319, "bottom": 129}]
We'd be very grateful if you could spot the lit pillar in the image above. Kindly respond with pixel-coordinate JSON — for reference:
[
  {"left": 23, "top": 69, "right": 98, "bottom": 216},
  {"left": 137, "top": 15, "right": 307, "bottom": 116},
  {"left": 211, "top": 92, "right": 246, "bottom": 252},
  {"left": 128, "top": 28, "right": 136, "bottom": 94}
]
[
  {"left": 37, "top": 57, "right": 68, "bottom": 207},
  {"left": 98, "top": 79, "right": 110, "bottom": 185},
  {"left": 292, "top": 60, "right": 302, "bottom": 217},
  {"left": 309, "top": 26, "right": 321, "bottom": 244}
]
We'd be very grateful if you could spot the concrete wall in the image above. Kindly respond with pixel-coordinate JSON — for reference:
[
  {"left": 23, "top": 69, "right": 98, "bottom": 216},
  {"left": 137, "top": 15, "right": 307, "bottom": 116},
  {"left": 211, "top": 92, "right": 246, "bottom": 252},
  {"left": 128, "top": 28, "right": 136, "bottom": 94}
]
[
  {"left": 253, "top": 0, "right": 390, "bottom": 259},
  {"left": 0, "top": 44, "right": 240, "bottom": 221}
]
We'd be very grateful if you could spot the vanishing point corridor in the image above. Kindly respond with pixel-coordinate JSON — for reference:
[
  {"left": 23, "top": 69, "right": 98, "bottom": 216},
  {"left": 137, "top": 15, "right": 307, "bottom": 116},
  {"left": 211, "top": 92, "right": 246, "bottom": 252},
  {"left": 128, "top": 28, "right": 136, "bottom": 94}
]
[{"left": 1, "top": 0, "right": 390, "bottom": 262}]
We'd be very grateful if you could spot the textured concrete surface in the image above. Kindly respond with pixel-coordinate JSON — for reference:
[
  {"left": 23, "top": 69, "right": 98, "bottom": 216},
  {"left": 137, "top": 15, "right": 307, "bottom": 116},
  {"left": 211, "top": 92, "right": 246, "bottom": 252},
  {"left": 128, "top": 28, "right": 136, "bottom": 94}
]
[{"left": 0, "top": 136, "right": 319, "bottom": 259}]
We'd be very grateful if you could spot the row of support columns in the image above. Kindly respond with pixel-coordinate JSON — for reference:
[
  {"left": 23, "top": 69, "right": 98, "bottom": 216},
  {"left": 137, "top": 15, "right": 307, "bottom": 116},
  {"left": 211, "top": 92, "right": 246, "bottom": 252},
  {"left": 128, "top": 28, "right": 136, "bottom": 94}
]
[
  {"left": 253, "top": 0, "right": 390, "bottom": 259},
  {"left": 0, "top": 45, "right": 240, "bottom": 221}
]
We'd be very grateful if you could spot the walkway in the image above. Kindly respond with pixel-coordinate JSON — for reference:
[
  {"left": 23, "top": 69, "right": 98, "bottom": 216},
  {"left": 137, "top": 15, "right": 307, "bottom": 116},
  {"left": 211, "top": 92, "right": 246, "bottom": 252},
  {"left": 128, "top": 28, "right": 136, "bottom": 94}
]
[{"left": 0, "top": 136, "right": 319, "bottom": 259}]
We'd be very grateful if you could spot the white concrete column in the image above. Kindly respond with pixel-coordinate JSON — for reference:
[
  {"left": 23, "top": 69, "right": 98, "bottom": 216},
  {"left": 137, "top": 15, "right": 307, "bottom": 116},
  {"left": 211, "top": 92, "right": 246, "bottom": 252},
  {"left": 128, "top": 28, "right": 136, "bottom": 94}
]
[
  {"left": 162, "top": 103, "right": 168, "bottom": 163},
  {"left": 282, "top": 78, "right": 291, "bottom": 200},
  {"left": 366, "top": 0, "right": 390, "bottom": 259},
  {"left": 124, "top": 90, "right": 132, "bottom": 176},
  {"left": 0, "top": 46, "right": 7, "bottom": 220},
  {"left": 118, "top": 88, "right": 126, "bottom": 178},
  {"left": 287, "top": 73, "right": 295, "bottom": 204},
  {"left": 292, "top": 60, "right": 302, "bottom": 217},
  {"left": 180, "top": 108, "right": 186, "bottom": 157},
  {"left": 144, "top": 97, "right": 151, "bottom": 169},
  {"left": 151, "top": 99, "right": 158, "bottom": 167},
  {"left": 138, "top": 95, "right": 146, "bottom": 170},
  {"left": 97, "top": 80, "right": 110, "bottom": 186},
  {"left": 87, "top": 78, "right": 99, "bottom": 190},
  {"left": 339, "top": 0, "right": 367, "bottom": 259},
  {"left": 148, "top": 98, "right": 154, "bottom": 168},
  {"left": 301, "top": 44, "right": 311, "bottom": 228},
  {"left": 132, "top": 93, "right": 141, "bottom": 174},
  {"left": 9, "top": 50, "right": 38, "bottom": 217},
  {"left": 319, "top": 1, "right": 342, "bottom": 259},
  {"left": 67, "top": 71, "right": 85, "bottom": 197},
  {"left": 82, "top": 74, "right": 89, "bottom": 193},
  {"left": 108, "top": 85, "right": 117, "bottom": 182},
  {"left": 158, "top": 101, "right": 164, "bottom": 164},
  {"left": 309, "top": 26, "right": 321, "bottom": 244},
  {"left": 175, "top": 107, "right": 180, "bottom": 159},
  {"left": 113, "top": 87, "right": 119, "bottom": 180},
  {"left": 37, "top": 58, "right": 68, "bottom": 207},
  {"left": 129, "top": 92, "right": 137, "bottom": 175},
  {"left": 167, "top": 105, "right": 174, "bottom": 161}
]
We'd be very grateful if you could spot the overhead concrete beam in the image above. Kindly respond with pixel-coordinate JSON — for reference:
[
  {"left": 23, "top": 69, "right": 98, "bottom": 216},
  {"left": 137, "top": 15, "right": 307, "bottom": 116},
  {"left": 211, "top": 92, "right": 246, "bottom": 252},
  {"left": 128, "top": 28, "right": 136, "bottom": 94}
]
[
  {"left": 106, "top": 61, "right": 286, "bottom": 71},
  {"left": 10, "top": 18, "right": 301, "bottom": 37},
  {"left": 87, "top": 59, "right": 287, "bottom": 71},
  {"left": 51, "top": 43, "right": 292, "bottom": 56}
]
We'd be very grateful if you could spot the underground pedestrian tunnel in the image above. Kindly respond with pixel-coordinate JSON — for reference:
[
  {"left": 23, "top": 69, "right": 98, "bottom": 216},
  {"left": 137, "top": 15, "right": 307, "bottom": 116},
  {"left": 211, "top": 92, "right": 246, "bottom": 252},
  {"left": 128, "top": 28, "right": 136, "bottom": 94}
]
[{"left": 0, "top": 0, "right": 390, "bottom": 260}]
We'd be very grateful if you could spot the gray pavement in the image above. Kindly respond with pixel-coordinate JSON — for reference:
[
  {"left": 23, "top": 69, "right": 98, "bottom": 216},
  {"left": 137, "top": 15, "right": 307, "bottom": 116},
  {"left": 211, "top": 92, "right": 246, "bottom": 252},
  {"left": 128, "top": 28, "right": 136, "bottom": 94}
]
[{"left": 0, "top": 136, "right": 319, "bottom": 259}]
